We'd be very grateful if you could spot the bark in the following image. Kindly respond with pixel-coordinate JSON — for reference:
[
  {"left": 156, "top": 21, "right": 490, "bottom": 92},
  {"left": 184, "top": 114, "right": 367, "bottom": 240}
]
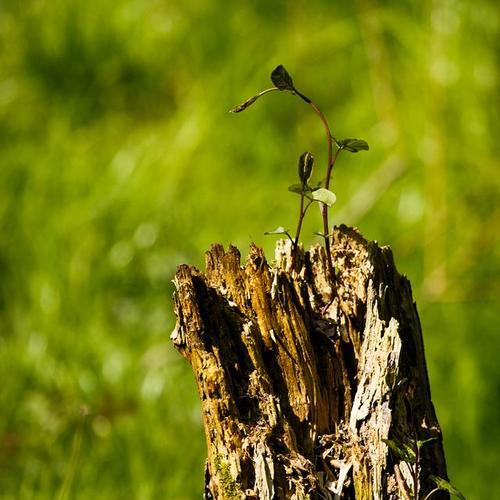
[{"left": 171, "top": 225, "right": 449, "bottom": 499}]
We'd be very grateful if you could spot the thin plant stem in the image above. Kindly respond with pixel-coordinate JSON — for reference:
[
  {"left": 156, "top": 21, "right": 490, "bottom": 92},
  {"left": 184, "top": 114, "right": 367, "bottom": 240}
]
[
  {"left": 413, "top": 428, "right": 420, "bottom": 500},
  {"left": 325, "top": 147, "right": 341, "bottom": 190},
  {"left": 414, "top": 450, "right": 420, "bottom": 500},
  {"left": 294, "top": 90, "right": 338, "bottom": 276},
  {"left": 294, "top": 198, "right": 313, "bottom": 253},
  {"left": 422, "top": 488, "right": 440, "bottom": 500},
  {"left": 257, "top": 87, "right": 280, "bottom": 98},
  {"left": 321, "top": 147, "right": 341, "bottom": 264},
  {"left": 294, "top": 190, "right": 306, "bottom": 251}
]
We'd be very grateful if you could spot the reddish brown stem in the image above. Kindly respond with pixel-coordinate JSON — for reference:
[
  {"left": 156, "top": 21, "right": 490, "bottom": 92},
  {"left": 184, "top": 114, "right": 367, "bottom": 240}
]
[{"left": 307, "top": 101, "right": 340, "bottom": 277}]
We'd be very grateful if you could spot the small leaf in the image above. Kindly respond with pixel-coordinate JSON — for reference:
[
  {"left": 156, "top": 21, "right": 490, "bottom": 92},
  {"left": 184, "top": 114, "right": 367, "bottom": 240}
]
[
  {"left": 230, "top": 92, "right": 269, "bottom": 113},
  {"left": 417, "top": 437, "right": 439, "bottom": 448},
  {"left": 230, "top": 94, "right": 260, "bottom": 113},
  {"left": 429, "top": 475, "right": 466, "bottom": 500},
  {"left": 230, "top": 88, "right": 280, "bottom": 113},
  {"left": 314, "top": 231, "right": 333, "bottom": 238},
  {"left": 288, "top": 183, "right": 306, "bottom": 194},
  {"left": 288, "top": 182, "right": 315, "bottom": 195},
  {"left": 382, "top": 439, "right": 416, "bottom": 464},
  {"left": 298, "top": 152, "right": 314, "bottom": 185},
  {"left": 311, "top": 188, "right": 337, "bottom": 207},
  {"left": 271, "top": 65, "right": 295, "bottom": 91},
  {"left": 264, "top": 226, "right": 289, "bottom": 235},
  {"left": 402, "top": 443, "right": 417, "bottom": 462},
  {"left": 338, "top": 138, "right": 369, "bottom": 153}
]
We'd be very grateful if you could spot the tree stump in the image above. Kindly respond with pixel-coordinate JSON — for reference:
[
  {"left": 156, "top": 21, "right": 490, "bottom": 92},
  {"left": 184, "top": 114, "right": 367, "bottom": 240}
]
[{"left": 171, "top": 225, "right": 449, "bottom": 499}]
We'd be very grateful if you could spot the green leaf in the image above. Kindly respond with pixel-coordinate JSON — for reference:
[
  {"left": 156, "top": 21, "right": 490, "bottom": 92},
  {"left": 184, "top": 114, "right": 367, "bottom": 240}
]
[
  {"left": 314, "top": 231, "right": 333, "bottom": 238},
  {"left": 402, "top": 443, "right": 417, "bottom": 461},
  {"left": 288, "top": 182, "right": 316, "bottom": 195},
  {"left": 264, "top": 226, "right": 289, "bottom": 236},
  {"left": 311, "top": 188, "right": 336, "bottom": 207},
  {"left": 298, "top": 152, "right": 314, "bottom": 185},
  {"left": 382, "top": 439, "right": 416, "bottom": 463},
  {"left": 338, "top": 138, "right": 369, "bottom": 153},
  {"left": 271, "top": 65, "right": 295, "bottom": 91},
  {"left": 288, "top": 183, "right": 306, "bottom": 194},
  {"left": 417, "top": 437, "right": 439, "bottom": 448},
  {"left": 429, "top": 475, "right": 466, "bottom": 500}
]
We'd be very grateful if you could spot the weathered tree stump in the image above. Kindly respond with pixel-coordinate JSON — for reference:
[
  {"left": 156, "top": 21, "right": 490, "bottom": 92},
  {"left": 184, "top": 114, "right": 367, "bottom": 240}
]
[{"left": 171, "top": 225, "right": 448, "bottom": 499}]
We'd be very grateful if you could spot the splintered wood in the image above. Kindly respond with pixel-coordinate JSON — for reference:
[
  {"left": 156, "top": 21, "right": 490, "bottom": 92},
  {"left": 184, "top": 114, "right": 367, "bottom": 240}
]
[{"left": 171, "top": 225, "right": 448, "bottom": 500}]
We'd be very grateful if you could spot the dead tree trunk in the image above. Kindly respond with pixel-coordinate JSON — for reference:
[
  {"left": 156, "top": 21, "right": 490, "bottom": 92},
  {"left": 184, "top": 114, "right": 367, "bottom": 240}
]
[{"left": 171, "top": 225, "right": 448, "bottom": 499}]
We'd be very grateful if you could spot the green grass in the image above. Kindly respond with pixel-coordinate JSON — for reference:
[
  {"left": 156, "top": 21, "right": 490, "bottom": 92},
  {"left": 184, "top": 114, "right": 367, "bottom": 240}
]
[{"left": 0, "top": 0, "right": 498, "bottom": 498}]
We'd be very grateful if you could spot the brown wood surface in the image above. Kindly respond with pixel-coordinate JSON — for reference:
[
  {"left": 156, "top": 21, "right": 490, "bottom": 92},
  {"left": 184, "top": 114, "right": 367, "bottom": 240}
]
[{"left": 171, "top": 225, "right": 448, "bottom": 499}]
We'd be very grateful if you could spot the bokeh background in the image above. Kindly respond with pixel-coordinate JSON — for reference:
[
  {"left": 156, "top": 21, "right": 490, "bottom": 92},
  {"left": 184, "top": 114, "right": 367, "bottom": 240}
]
[{"left": 0, "top": 0, "right": 498, "bottom": 498}]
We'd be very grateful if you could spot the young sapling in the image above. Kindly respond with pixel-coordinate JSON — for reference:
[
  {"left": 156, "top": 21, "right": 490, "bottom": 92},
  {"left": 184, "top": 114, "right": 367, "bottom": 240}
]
[{"left": 231, "top": 65, "right": 369, "bottom": 274}]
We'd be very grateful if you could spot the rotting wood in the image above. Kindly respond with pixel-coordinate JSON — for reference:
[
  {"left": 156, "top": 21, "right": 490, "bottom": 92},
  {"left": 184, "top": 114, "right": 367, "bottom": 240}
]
[{"left": 171, "top": 225, "right": 449, "bottom": 499}]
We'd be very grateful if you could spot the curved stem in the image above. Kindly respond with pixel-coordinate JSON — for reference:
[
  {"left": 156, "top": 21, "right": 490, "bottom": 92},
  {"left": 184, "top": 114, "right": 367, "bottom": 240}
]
[
  {"left": 303, "top": 97, "right": 338, "bottom": 276},
  {"left": 230, "top": 87, "right": 279, "bottom": 113},
  {"left": 423, "top": 488, "right": 440, "bottom": 500},
  {"left": 258, "top": 87, "right": 280, "bottom": 98},
  {"left": 309, "top": 102, "right": 334, "bottom": 188},
  {"left": 293, "top": 91, "right": 335, "bottom": 184}
]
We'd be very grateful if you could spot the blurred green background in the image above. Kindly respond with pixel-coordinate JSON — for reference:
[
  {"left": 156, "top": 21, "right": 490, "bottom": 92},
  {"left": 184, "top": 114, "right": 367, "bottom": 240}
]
[{"left": 0, "top": 0, "right": 498, "bottom": 498}]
